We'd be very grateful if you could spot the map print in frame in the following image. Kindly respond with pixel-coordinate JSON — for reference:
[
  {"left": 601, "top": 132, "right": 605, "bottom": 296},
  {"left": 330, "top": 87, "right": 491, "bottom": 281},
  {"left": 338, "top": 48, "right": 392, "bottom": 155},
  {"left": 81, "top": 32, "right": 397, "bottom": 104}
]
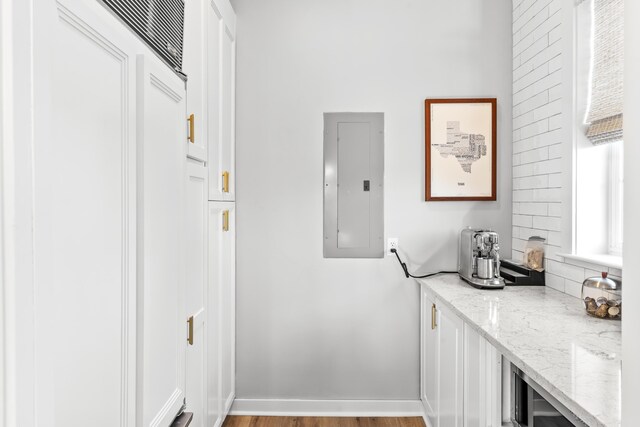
[{"left": 425, "top": 98, "right": 497, "bottom": 201}]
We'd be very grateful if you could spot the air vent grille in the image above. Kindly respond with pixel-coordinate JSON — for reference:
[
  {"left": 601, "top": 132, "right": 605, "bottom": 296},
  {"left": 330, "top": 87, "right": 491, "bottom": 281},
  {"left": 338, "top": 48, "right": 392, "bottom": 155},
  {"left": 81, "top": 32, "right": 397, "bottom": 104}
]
[{"left": 102, "top": 0, "right": 185, "bottom": 73}]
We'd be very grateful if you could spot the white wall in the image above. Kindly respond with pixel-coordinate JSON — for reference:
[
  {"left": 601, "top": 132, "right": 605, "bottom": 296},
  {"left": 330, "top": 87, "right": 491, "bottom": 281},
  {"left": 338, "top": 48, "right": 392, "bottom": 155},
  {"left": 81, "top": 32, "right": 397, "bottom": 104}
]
[
  {"left": 511, "top": 0, "right": 622, "bottom": 299},
  {"left": 234, "top": 0, "right": 512, "bottom": 400},
  {"left": 622, "top": 0, "right": 640, "bottom": 424}
]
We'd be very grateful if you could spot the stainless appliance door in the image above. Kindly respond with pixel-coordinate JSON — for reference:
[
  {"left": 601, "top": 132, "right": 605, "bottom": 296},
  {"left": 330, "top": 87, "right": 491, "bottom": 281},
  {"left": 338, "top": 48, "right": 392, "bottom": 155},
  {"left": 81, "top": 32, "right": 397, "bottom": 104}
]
[{"left": 511, "top": 364, "right": 586, "bottom": 427}]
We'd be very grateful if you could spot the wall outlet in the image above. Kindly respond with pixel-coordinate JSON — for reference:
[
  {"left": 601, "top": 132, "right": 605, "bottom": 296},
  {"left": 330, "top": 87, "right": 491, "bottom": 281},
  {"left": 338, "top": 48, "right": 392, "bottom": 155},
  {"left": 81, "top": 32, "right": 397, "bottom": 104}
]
[{"left": 387, "top": 238, "right": 398, "bottom": 256}]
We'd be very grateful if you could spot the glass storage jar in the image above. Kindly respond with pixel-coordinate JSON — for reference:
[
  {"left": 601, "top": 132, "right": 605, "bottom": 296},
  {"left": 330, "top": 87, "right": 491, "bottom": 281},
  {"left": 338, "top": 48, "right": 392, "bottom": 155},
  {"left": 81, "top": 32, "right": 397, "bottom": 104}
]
[{"left": 582, "top": 272, "right": 622, "bottom": 320}]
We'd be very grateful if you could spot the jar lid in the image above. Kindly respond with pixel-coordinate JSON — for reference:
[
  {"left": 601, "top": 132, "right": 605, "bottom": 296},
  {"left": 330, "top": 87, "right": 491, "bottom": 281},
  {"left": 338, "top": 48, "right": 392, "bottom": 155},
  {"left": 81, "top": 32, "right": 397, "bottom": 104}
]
[{"left": 582, "top": 272, "right": 621, "bottom": 291}]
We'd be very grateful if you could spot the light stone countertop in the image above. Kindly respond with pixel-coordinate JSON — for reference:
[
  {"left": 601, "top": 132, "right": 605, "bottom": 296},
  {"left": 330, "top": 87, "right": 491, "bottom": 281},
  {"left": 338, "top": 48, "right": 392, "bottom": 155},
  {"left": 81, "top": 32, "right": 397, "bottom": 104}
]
[{"left": 417, "top": 274, "right": 621, "bottom": 427}]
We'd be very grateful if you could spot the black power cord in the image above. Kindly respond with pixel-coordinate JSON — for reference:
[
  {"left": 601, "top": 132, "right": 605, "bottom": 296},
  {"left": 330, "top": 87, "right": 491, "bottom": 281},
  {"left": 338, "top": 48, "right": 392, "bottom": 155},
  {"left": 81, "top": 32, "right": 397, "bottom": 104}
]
[{"left": 390, "top": 248, "right": 457, "bottom": 279}]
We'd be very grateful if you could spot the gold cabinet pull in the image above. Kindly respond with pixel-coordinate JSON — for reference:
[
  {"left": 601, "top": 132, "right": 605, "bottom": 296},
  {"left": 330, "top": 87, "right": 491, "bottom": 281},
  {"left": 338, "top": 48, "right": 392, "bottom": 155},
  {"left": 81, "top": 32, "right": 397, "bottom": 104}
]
[
  {"left": 187, "top": 315, "right": 194, "bottom": 345},
  {"left": 222, "top": 171, "right": 230, "bottom": 193},
  {"left": 431, "top": 303, "right": 437, "bottom": 330},
  {"left": 222, "top": 210, "right": 229, "bottom": 232},
  {"left": 187, "top": 114, "right": 195, "bottom": 143}
]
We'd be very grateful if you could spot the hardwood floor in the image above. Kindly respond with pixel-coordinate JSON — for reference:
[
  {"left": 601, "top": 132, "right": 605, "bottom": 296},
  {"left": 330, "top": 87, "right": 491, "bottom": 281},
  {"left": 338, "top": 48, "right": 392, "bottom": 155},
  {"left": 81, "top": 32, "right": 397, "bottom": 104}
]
[{"left": 222, "top": 416, "right": 426, "bottom": 427}]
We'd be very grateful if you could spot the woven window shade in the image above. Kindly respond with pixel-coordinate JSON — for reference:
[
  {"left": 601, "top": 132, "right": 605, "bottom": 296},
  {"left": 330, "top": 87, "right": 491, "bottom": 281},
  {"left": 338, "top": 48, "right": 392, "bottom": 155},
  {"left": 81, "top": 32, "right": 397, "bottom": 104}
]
[{"left": 585, "top": 0, "right": 624, "bottom": 145}]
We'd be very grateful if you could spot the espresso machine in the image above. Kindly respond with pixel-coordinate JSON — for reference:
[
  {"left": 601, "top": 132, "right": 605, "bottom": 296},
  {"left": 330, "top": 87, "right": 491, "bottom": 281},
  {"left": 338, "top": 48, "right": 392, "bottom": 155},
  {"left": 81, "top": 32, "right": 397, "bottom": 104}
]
[{"left": 458, "top": 227, "right": 505, "bottom": 289}]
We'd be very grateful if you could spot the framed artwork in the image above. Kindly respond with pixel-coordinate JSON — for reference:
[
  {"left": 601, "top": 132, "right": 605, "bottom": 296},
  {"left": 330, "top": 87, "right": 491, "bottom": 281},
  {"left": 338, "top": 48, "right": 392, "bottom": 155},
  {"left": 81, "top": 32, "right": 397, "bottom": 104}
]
[{"left": 425, "top": 98, "right": 497, "bottom": 201}]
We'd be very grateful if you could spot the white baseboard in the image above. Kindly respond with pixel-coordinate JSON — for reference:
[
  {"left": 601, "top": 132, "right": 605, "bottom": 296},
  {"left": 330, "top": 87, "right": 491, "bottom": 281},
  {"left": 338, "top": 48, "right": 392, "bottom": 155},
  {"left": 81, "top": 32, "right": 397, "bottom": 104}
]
[{"left": 229, "top": 398, "right": 425, "bottom": 417}]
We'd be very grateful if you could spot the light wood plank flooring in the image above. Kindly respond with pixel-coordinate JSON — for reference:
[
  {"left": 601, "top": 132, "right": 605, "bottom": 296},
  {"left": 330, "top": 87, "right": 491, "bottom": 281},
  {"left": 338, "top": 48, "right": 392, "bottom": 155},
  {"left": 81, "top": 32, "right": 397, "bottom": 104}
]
[{"left": 222, "top": 416, "right": 426, "bottom": 427}]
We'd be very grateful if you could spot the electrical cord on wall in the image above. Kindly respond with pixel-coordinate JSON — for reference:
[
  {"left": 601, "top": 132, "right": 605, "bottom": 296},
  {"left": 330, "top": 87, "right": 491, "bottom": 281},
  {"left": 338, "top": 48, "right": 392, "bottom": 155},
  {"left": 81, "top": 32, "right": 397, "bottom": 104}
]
[{"left": 390, "top": 248, "right": 457, "bottom": 279}]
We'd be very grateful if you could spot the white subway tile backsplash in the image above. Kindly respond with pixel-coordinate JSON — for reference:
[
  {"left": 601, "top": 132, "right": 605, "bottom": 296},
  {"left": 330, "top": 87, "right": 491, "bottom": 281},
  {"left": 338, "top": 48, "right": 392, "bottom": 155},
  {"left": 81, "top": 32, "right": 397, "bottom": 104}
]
[
  {"left": 548, "top": 172, "right": 562, "bottom": 188},
  {"left": 514, "top": 174, "right": 549, "bottom": 190},
  {"left": 533, "top": 98, "right": 562, "bottom": 121},
  {"left": 513, "top": 214, "right": 534, "bottom": 227},
  {"left": 513, "top": 163, "right": 535, "bottom": 178},
  {"left": 546, "top": 273, "right": 565, "bottom": 292},
  {"left": 547, "top": 259, "right": 585, "bottom": 282},
  {"left": 549, "top": 25, "right": 562, "bottom": 44},
  {"left": 532, "top": 187, "right": 562, "bottom": 203},
  {"left": 513, "top": 189, "right": 534, "bottom": 202},
  {"left": 518, "top": 202, "right": 548, "bottom": 216},
  {"left": 511, "top": 0, "right": 617, "bottom": 298},
  {"left": 520, "top": 147, "right": 549, "bottom": 164},
  {"left": 519, "top": 5, "right": 550, "bottom": 39},
  {"left": 520, "top": 118, "right": 549, "bottom": 139},
  {"left": 548, "top": 113, "right": 563, "bottom": 130},
  {"left": 548, "top": 143, "right": 562, "bottom": 159},
  {"left": 533, "top": 7, "right": 562, "bottom": 41},
  {"left": 547, "top": 230, "right": 562, "bottom": 245},
  {"left": 532, "top": 215, "right": 562, "bottom": 231},
  {"left": 513, "top": 90, "right": 548, "bottom": 118},
  {"left": 514, "top": 70, "right": 562, "bottom": 105},
  {"left": 532, "top": 158, "right": 562, "bottom": 174},
  {"left": 609, "top": 267, "right": 623, "bottom": 277},
  {"left": 564, "top": 279, "right": 583, "bottom": 299},
  {"left": 513, "top": 128, "right": 563, "bottom": 153},
  {"left": 548, "top": 83, "right": 563, "bottom": 101},
  {"left": 513, "top": 62, "right": 549, "bottom": 94},
  {"left": 547, "top": 203, "right": 562, "bottom": 217}
]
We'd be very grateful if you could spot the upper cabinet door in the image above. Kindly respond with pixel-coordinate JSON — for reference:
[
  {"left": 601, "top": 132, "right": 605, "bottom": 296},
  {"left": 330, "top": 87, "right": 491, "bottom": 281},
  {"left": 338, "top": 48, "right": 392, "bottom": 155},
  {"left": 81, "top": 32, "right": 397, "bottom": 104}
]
[
  {"left": 137, "top": 53, "right": 187, "bottom": 427},
  {"left": 183, "top": 0, "right": 207, "bottom": 162},
  {"left": 31, "top": 1, "right": 138, "bottom": 426},
  {"left": 207, "top": 0, "right": 236, "bottom": 201}
]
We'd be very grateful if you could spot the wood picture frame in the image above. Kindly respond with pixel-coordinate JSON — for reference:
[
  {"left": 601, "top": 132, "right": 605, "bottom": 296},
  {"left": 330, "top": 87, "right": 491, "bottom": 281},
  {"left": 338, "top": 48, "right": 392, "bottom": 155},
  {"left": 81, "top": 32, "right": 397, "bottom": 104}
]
[{"left": 425, "top": 98, "right": 497, "bottom": 201}]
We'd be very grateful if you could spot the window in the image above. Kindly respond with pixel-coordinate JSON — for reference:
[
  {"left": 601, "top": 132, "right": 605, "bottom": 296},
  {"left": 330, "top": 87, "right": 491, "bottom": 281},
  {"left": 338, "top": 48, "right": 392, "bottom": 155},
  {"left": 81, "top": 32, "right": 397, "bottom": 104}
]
[{"left": 574, "top": 0, "right": 624, "bottom": 259}]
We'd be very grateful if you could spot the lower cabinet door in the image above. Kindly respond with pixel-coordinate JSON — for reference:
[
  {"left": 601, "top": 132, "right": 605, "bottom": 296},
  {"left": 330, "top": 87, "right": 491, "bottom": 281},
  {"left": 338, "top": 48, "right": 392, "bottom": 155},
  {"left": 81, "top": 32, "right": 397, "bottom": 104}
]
[
  {"left": 463, "top": 324, "right": 502, "bottom": 427},
  {"left": 208, "top": 202, "right": 236, "bottom": 426},
  {"left": 186, "top": 160, "right": 208, "bottom": 427},
  {"left": 421, "top": 287, "right": 439, "bottom": 426},
  {"left": 437, "top": 301, "right": 464, "bottom": 427}
]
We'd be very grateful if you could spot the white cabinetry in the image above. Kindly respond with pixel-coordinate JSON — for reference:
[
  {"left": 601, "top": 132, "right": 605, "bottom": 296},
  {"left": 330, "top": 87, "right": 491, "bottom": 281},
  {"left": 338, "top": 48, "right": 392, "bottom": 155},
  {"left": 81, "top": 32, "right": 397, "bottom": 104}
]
[
  {"left": 183, "top": 0, "right": 207, "bottom": 161},
  {"left": 421, "top": 285, "right": 500, "bottom": 427},
  {"left": 186, "top": 160, "right": 208, "bottom": 427},
  {"left": 137, "top": 53, "right": 188, "bottom": 427},
  {"left": 30, "top": 1, "right": 139, "bottom": 424},
  {"left": 207, "top": 0, "right": 236, "bottom": 201},
  {"left": 421, "top": 287, "right": 463, "bottom": 427},
  {"left": 463, "top": 324, "right": 502, "bottom": 427},
  {"left": 208, "top": 202, "right": 236, "bottom": 426}
]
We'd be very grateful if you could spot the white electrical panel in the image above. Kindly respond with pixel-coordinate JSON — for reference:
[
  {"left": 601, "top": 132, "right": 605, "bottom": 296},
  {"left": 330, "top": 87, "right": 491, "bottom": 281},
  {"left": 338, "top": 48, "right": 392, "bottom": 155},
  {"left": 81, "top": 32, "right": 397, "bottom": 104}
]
[{"left": 323, "top": 112, "right": 384, "bottom": 258}]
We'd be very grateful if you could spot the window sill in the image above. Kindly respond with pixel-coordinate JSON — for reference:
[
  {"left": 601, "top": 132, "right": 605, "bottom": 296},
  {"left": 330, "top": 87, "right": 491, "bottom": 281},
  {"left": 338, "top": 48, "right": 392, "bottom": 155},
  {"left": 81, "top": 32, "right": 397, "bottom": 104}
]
[{"left": 558, "top": 253, "right": 623, "bottom": 270}]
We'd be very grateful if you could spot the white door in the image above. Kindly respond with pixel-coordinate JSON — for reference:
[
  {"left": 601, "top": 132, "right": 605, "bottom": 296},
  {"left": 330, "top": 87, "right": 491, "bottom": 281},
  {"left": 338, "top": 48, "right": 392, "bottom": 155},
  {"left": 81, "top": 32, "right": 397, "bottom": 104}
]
[
  {"left": 137, "top": 54, "right": 187, "bottom": 427},
  {"left": 208, "top": 201, "right": 236, "bottom": 425},
  {"left": 438, "top": 301, "right": 464, "bottom": 427},
  {"left": 207, "top": 0, "right": 236, "bottom": 201},
  {"left": 421, "top": 287, "right": 439, "bottom": 426},
  {"left": 31, "top": 1, "right": 138, "bottom": 425},
  {"left": 185, "top": 160, "right": 208, "bottom": 427},
  {"left": 183, "top": 0, "right": 207, "bottom": 161}
]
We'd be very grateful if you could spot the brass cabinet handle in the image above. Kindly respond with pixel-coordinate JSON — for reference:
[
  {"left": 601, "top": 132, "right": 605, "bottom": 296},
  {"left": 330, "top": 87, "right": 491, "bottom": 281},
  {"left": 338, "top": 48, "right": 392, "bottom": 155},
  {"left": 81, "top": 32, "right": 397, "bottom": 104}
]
[
  {"left": 431, "top": 303, "right": 437, "bottom": 330},
  {"left": 222, "top": 210, "right": 229, "bottom": 232},
  {"left": 187, "top": 315, "right": 194, "bottom": 345},
  {"left": 222, "top": 171, "right": 230, "bottom": 193},
  {"left": 187, "top": 114, "right": 195, "bottom": 143}
]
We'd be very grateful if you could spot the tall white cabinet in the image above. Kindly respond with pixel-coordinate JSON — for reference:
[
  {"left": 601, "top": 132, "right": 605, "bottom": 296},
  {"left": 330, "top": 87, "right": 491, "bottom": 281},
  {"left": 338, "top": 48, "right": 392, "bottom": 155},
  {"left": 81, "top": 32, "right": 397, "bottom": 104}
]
[
  {"left": 182, "top": 0, "right": 237, "bottom": 426},
  {"left": 137, "top": 54, "right": 188, "bottom": 427},
  {"left": 8, "top": 0, "right": 237, "bottom": 425}
]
